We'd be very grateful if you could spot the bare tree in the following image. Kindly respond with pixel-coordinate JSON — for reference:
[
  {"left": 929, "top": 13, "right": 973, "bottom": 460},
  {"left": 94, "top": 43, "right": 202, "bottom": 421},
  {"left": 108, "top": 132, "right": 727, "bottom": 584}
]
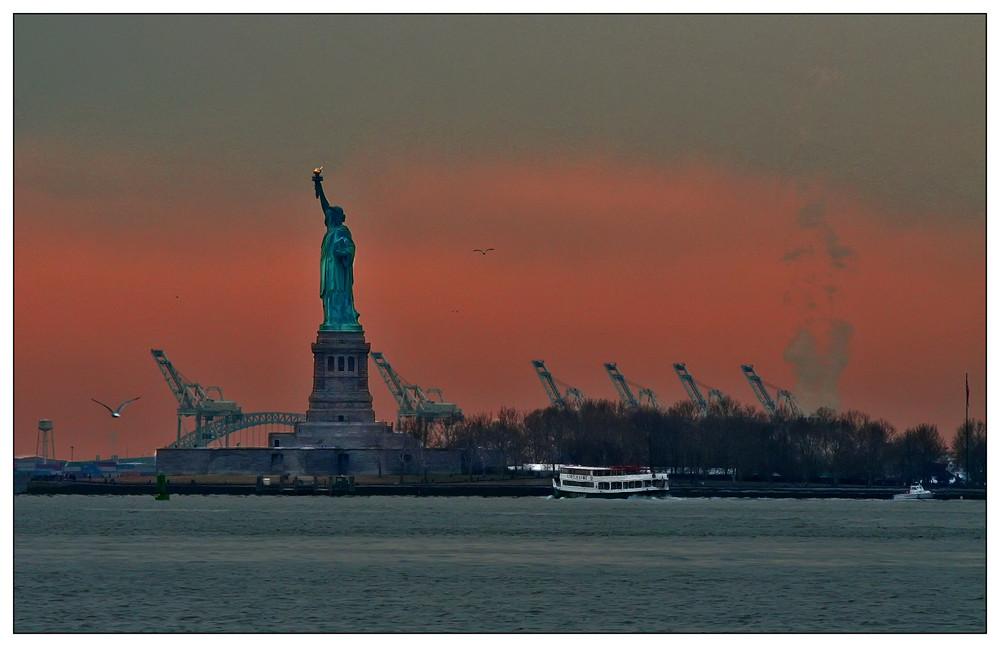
[
  {"left": 782, "top": 417, "right": 825, "bottom": 484},
  {"left": 951, "top": 419, "right": 986, "bottom": 485},
  {"left": 486, "top": 407, "right": 524, "bottom": 478},
  {"left": 448, "top": 413, "right": 492, "bottom": 477},
  {"left": 840, "top": 410, "right": 896, "bottom": 486},
  {"left": 894, "top": 423, "right": 946, "bottom": 484},
  {"left": 434, "top": 415, "right": 464, "bottom": 450},
  {"left": 523, "top": 406, "right": 575, "bottom": 468}
]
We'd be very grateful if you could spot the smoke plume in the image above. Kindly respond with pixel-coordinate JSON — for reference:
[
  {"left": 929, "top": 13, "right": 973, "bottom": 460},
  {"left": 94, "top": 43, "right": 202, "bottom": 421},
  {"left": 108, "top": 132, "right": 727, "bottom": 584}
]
[{"left": 781, "top": 198, "right": 855, "bottom": 412}]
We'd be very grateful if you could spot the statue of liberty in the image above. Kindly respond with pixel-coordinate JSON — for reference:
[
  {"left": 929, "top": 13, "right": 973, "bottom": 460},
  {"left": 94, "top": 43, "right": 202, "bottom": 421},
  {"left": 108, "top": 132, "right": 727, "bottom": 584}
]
[{"left": 312, "top": 167, "right": 362, "bottom": 331}]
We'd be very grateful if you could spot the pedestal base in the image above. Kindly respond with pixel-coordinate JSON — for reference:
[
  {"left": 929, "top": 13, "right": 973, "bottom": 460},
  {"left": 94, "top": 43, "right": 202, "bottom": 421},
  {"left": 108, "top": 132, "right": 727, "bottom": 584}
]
[{"left": 289, "top": 420, "right": 418, "bottom": 450}]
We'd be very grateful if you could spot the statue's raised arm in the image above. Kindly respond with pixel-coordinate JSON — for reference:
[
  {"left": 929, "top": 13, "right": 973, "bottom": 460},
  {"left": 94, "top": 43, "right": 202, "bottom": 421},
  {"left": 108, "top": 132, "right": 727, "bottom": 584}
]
[{"left": 313, "top": 166, "right": 331, "bottom": 212}]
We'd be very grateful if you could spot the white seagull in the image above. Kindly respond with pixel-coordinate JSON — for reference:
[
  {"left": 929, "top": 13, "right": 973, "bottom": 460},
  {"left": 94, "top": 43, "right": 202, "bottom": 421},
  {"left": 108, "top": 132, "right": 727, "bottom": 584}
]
[{"left": 91, "top": 396, "right": 141, "bottom": 418}]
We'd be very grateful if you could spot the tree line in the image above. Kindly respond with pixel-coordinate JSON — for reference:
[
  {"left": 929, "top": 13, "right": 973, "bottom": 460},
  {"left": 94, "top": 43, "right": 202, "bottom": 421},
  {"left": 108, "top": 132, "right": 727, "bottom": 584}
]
[{"left": 406, "top": 399, "right": 986, "bottom": 486}]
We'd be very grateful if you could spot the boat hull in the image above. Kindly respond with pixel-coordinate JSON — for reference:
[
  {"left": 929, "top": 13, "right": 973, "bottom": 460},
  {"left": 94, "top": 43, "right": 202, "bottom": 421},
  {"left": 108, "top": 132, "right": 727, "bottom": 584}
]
[{"left": 553, "top": 486, "right": 669, "bottom": 499}]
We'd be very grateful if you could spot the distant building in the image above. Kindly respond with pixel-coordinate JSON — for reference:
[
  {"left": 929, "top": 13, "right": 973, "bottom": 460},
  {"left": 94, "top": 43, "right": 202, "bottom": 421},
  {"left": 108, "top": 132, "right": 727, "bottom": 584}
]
[{"left": 14, "top": 455, "right": 157, "bottom": 480}]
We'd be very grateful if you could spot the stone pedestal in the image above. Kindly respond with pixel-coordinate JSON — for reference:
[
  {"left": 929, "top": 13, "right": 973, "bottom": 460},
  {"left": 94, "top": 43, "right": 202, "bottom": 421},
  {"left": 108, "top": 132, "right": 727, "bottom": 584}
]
[
  {"left": 305, "top": 329, "right": 376, "bottom": 423},
  {"left": 272, "top": 328, "right": 418, "bottom": 452}
]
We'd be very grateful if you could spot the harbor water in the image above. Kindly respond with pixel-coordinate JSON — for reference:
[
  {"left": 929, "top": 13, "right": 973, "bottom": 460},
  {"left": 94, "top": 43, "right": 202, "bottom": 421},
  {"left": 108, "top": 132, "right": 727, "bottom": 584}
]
[{"left": 14, "top": 495, "right": 986, "bottom": 633}]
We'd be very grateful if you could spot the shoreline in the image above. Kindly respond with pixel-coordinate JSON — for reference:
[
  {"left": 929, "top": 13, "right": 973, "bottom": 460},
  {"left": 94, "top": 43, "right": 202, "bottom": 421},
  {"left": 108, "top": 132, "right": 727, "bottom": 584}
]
[{"left": 19, "top": 479, "right": 986, "bottom": 500}]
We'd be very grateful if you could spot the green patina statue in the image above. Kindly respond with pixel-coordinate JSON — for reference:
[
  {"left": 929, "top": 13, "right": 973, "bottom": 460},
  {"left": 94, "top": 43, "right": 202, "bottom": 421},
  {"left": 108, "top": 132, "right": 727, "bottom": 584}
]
[{"left": 313, "top": 167, "right": 362, "bottom": 331}]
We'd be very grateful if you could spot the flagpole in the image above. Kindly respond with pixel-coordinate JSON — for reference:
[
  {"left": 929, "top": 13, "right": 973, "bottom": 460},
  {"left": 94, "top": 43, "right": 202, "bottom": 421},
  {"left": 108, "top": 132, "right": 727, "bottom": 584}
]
[{"left": 965, "top": 373, "right": 970, "bottom": 486}]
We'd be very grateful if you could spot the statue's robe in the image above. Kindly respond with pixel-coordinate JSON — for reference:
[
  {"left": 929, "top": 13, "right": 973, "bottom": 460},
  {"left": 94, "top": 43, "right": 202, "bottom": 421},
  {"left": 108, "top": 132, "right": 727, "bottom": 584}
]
[{"left": 320, "top": 223, "right": 361, "bottom": 330}]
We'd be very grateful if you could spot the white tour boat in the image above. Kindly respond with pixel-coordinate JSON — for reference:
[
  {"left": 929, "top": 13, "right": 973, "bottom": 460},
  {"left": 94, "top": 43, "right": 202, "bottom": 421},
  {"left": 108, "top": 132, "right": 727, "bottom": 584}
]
[
  {"left": 552, "top": 465, "right": 669, "bottom": 498},
  {"left": 893, "top": 483, "right": 934, "bottom": 500}
]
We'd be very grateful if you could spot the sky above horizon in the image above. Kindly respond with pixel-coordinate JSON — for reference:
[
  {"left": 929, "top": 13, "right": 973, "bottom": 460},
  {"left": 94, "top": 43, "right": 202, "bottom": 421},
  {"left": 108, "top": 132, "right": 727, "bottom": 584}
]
[{"left": 13, "top": 14, "right": 985, "bottom": 460}]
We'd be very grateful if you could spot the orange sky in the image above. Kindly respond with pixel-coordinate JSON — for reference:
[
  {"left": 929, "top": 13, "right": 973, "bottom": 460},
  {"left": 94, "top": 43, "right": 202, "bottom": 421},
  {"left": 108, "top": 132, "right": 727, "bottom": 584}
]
[
  {"left": 12, "top": 15, "right": 985, "bottom": 460},
  {"left": 13, "top": 152, "right": 985, "bottom": 459}
]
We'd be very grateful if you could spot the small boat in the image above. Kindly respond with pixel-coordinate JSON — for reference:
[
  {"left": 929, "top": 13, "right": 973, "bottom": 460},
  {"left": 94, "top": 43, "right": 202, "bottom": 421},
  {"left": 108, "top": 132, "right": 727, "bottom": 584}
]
[
  {"left": 553, "top": 465, "right": 669, "bottom": 499},
  {"left": 893, "top": 483, "right": 934, "bottom": 500}
]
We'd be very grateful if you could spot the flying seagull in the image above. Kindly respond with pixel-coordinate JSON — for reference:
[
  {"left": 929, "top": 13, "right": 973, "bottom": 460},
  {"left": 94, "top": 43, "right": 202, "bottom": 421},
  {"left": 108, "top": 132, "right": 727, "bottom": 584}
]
[
  {"left": 91, "top": 397, "right": 141, "bottom": 418},
  {"left": 473, "top": 248, "right": 494, "bottom": 255}
]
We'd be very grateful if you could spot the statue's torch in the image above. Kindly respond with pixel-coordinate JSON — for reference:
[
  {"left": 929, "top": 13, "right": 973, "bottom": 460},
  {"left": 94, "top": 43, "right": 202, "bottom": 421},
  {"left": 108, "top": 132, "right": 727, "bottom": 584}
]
[{"left": 312, "top": 166, "right": 324, "bottom": 198}]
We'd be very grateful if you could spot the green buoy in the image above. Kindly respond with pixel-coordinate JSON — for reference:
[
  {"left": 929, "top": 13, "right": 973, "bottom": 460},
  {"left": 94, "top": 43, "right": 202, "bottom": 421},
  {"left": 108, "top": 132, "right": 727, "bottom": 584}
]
[{"left": 155, "top": 473, "right": 170, "bottom": 500}]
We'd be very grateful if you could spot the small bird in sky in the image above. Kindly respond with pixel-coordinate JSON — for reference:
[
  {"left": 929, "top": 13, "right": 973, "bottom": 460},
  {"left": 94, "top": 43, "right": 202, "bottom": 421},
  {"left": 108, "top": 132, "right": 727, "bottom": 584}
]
[
  {"left": 473, "top": 248, "right": 494, "bottom": 255},
  {"left": 91, "top": 397, "right": 141, "bottom": 418}
]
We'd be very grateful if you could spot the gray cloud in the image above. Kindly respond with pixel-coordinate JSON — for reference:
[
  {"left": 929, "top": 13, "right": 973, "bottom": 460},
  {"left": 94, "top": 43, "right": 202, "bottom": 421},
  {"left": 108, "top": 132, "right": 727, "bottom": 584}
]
[
  {"left": 14, "top": 14, "right": 984, "bottom": 223},
  {"left": 782, "top": 195, "right": 858, "bottom": 412},
  {"left": 797, "top": 201, "right": 826, "bottom": 229},
  {"left": 783, "top": 319, "right": 855, "bottom": 411},
  {"left": 781, "top": 246, "right": 813, "bottom": 262}
]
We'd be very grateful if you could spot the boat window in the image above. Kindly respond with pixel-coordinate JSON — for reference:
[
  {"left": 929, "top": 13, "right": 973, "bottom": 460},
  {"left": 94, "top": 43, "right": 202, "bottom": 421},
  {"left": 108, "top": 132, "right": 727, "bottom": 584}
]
[
  {"left": 611, "top": 482, "right": 622, "bottom": 489},
  {"left": 599, "top": 482, "right": 609, "bottom": 490}
]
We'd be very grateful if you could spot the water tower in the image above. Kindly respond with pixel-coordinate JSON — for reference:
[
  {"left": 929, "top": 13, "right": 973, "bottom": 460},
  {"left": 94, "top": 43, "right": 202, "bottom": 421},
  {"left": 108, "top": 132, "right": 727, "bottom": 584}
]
[{"left": 36, "top": 419, "right": 54, "bottom": 460}]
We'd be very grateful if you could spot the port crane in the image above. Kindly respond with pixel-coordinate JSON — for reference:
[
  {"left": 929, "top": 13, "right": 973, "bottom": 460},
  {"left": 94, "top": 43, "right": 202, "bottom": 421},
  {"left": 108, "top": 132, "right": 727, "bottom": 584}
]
[
  {"left": 151, "top": 350, "right": 305, "bottom": 449},
  {"left": 673, "top": 363, "right": 724, "bottom": 416},
  {"left": 604, "top": 363, "right": 661, "bottom": 409},
  {"left": 151, "top": 349, "right": 242, "bottom": 446},
  {"left": 370, "top": 351, "right": 463, "bottom": 429},
  {"left": 531, "top": 360, "right": 585, "bottom": 410},
  {"left": 740, "top": 364, "right": 803, "bottom": 418}
]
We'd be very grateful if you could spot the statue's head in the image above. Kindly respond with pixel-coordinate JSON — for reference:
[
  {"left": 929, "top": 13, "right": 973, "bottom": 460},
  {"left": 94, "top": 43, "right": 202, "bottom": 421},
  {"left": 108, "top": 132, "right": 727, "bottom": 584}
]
[{"left": 325, "top": 205, "right": 345, "bottom": 226}]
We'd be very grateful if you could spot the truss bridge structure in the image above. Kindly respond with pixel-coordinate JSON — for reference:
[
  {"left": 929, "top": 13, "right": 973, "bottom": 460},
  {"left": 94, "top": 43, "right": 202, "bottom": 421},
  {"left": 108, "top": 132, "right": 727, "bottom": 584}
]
[{"left": 152, "top": 349, "right": 305, "bottom": 448}]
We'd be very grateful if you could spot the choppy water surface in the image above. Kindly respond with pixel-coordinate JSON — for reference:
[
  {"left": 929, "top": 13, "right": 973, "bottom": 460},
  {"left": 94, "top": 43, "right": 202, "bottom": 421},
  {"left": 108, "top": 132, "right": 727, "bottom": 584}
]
[{"left": 14, "top": 495, "right": 985, "bottom": 633}]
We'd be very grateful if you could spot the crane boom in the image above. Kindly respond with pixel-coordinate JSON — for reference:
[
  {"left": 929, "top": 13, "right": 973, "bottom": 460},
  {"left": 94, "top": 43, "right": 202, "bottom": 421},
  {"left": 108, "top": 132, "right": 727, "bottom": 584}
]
[
  {"left": 532, "top": 360, "right": 565, "bottom": 407},
  {"left": 604, "top": 363, "right": 639, "bottom": 408},
  {"left": 371, "top": 351, "right": 462, "bottom": 427},
  {"left": 152, "top": 349, "right": 206, "bottom": 414},
  {"left": 673, "top": 363, "right": 709, "bottom": 414},
  {"left": 371, "top": 352, "right": 417, "bottom": 411},
  {"left": 740, "top": 364, "right": 778, "bottom": 416},
  {"left": 532, "top": 360, "right": 584, "bottom": 409},
  {"left": 151, "top": 349, "right": 241, "bottom": 445}
]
